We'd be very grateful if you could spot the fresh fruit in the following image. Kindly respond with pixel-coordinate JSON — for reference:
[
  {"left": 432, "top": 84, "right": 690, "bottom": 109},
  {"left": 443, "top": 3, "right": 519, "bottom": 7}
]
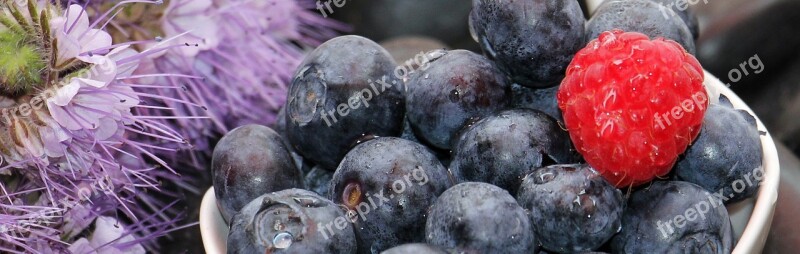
[
  {"left": 511, "top": 84, "right": 564, "bottom": 123},
  {"left": 400, "top": 116, "right": 423, "bottom": 144},
  {"left": 516, "top": 164, "right": 623, "bottom": 253},
  {"left": 557, "top": 30, "right": 707, "bottom": 187},
  {"left": 217, "top": 3, "right": 757, "bottom": 253},
  {"left": 674, "top": 96, "right": 764, "bottom": 204},
  {"left": 305, "top": 166, "right": 334, "bottom": 197},
  {"left": 647, "top": 0, "right": 700, "bottom": 39},
  {"left": 425, "top": 182, "right": 536, "bottom": 254},
  {"left": 212, "top": 124, "right": 304, "bottom": 222},
  {"left": 227, "top": 189, "right": 356, "bottom": 254},
  {"left": 405, "top": 49, "right": 510, "bottom": 149},
  {"left": 273, "top": 106, "right": 288, "bottom": 137},
  {"left": 329, "top": 137, "right": 454, "bottom": 253},
  {"left": 272, "top": 106, "right": 316, "bottom": 174},
  {"left": 381, "top": 243, "right": 451, "bottom": 254},
  {"left": 586, "top": 0, "right": 696, "bottom": 55},
  {"left": 469, "top": 0, "right": 586, "bottom": 87},
  {"left": 611, "top": 181, "right": 735, "bottom": 253},
  {"left": 400, "top": 116, "right": 453, "bottom": 167},
  {"left": 286, "top": 35, "right": 405, "bottom": 169},
  {"left": 449, "top": 109, "right": 580, "bottom": 194}
]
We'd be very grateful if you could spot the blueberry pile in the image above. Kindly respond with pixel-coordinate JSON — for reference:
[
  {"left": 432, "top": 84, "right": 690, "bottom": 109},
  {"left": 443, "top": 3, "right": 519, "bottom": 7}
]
[{"left": 215, "top": 1, "right": 764, "bottom": 253}]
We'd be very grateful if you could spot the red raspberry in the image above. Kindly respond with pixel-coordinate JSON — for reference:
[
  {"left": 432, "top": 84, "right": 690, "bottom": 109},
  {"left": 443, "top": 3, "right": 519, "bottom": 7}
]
[{"left": 557, "top": 30, "right": 707, "bottom": 187}]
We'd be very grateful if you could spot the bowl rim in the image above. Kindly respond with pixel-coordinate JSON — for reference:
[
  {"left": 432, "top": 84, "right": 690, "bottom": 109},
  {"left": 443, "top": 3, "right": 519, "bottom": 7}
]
[
  {"left": 198, "top": 70, "right": 780, "bottom": 254},
  {"left": 199, "top": 187, "right": 227, "bottom": 253}
]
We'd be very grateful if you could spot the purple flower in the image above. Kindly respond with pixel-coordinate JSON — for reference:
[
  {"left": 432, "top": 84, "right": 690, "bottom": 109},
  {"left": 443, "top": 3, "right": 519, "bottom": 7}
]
[
  {"left": 68, "top": 216, "right": 146, "bottom": 254},
  {"left": 0, "top": 1, "right": 200, "bottom": 252},
  {"left": 112, "top": 0, "right": 346, "bottom": 173}
]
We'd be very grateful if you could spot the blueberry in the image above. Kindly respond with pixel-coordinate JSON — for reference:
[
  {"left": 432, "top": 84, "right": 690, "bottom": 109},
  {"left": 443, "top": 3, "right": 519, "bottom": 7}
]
[
  {"left": 286, "top": 35, "right": 404, "bottom": 169},
  {"left": 329, "top": 137, "right": 454, "bottom": 253},
  {"left": 405, "top": 49, "right": 511, "bottom": 149},
  {"left": 305, "top": 166, "right": 334, "bottom": 197},
  {"left": 511, "top": 83, "right": 563, "bottom": 123},
  {"left": 647, "top": 0, "right": 700, "bottom": 39},
  {"left": 611, "top": 181, "right": 735, "bottom": 253},
  {"left": 271, "top": 106, "right": 316, "bottom": 174},
  {"left": 227, "top": 189, "right": 356, "bottom": 254},
  {"left": 425, "top": 182, "right": 536, "bottom": 254},
  {"left": 674, "top": 101, "right": 763, "bottom": 204},
  {"left": 469, "top": 0, "right": 586, "bottom": 87},
  {"left": 401, "top": 116, "right": 454, "bottom": 168},
  {"left": 400, "top": 116, "right": 422, "bottom": 144},
  {"left": 586, "top": 0, "right": 695, "bottom": 55},
  {"left": 516, "top": 164, "right": 623, "bottom": 253},
  {"left": 272, "top": 106, "right": 287, "bottom": 137},
  {"left": 449, "top": 109, "right": 579, "bottom": 194},
  {"left": 294, "top": 151, "right": 316, "bottom": 176},
  {"left": 212, "top": 125, "right": 303, "bottom": 222},
  {"left": 380, "top": 243, "right": 450, "bottom": 254}
]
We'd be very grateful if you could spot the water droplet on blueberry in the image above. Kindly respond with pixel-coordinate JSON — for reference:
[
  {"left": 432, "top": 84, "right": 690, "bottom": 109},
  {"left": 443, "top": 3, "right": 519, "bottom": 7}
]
[
  {"left": 273, "top": 232, "right": 293, "bottom": 249},
  {"left": 449, "top": 89, "right": 460, "bottom": 102},
  {"left": 533, "top": 171, "right": 556, "bottom": 184}
]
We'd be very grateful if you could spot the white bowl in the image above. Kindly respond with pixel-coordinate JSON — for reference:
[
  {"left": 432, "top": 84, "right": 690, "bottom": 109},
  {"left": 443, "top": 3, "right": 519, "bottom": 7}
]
[
  {"left": 199, "top": 71, "right": 780, "bottom": 253},
  {"left": 199, "top": 187, "right": 228, "bottom": 253}
]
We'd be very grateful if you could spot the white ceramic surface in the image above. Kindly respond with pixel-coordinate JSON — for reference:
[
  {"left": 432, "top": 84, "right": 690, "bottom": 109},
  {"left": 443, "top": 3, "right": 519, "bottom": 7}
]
[
  {"left": 199, "top": 71, "right": 780, "bottom": 253},
  {"left": 586, "top": 0, "right": 606, "bottom": 15},
  {"left": 199, "top": 187, "right": 228, "bottom": 254}
]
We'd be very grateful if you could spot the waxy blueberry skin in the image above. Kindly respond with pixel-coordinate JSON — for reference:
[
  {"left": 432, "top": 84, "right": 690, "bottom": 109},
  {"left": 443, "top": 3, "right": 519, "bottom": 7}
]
[
  {"left": 330, "top": 137, "right": 454, "bottom": 254},
  {"left": 212, "top": 124, "right": 303, "bottom": 222},
  {"left": 286, "top": 35, "right": 404, "bottom": 169}
]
